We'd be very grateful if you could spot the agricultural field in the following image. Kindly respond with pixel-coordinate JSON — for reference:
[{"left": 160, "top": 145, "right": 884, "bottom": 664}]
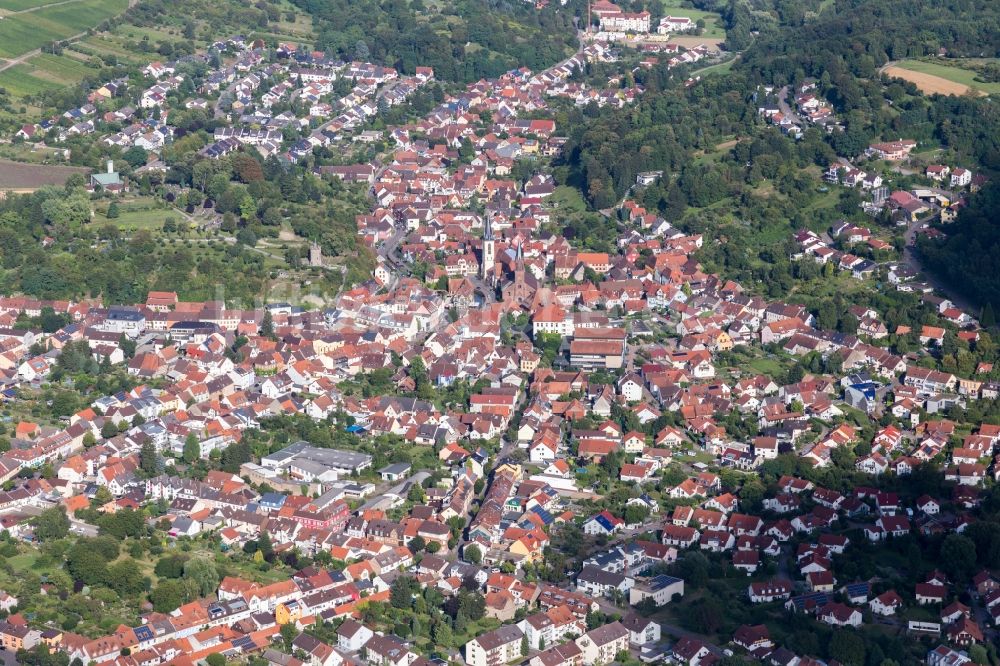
[
  {"left": 30, "top": 52, "right": 91, "bottom": 79},
  {"left": 0, "top": 157, "right": 89, "bottom": 188},
  {"left": 0, "top": 65, "right": 61, "bottom": 96},
  {"left": 885, "top": 59, "right": 1000, "bottom": 96},
  {"left": 0, "top": 52, "right": 93, "bottom": 95},
  {"left": 0, "top": 0, "right": 62, "bottom": 12},
  {"left": 0, "top": 0, "right": 317, "bottom": 103},
  {"left": 0, "top": 0, "right": 321, "bottom": 103},
  {"left": 0, "top": 0, "right": 127, "bottom": 58},
  {"left": 668, "top": 35, "right": 726, "bottom": 49}
]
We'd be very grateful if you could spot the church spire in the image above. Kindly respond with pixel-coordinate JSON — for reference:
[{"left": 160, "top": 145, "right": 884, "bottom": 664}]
[
  {"left": 483, "top": 213, "right": 493, "bottom": 242},
  {"left": 481, "top": 214, "right": 496, "bottom": 282}
]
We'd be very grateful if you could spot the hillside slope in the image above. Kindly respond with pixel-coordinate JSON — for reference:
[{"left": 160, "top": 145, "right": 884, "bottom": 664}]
[{"left": 288, "top": 0, "right": 579, "bottom": 82}]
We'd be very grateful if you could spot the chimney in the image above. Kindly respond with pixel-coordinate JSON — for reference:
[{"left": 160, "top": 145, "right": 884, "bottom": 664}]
[{"left": 107, "top": 160, "right": 114, "bottom": 174}]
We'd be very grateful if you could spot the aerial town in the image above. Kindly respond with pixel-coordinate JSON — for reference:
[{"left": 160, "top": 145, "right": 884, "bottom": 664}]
[{"left": 0, "top": 0, "right": 997, "bottom": 664}]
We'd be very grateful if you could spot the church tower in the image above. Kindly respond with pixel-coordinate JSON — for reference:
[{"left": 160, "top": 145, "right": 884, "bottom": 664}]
[{"left": 481, "top": 214, "right": 495, "bottom": 282}]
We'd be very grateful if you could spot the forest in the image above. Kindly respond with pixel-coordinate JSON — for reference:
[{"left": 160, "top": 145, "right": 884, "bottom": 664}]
[
  {"left": 741, "top": 0, "right": 1000, "bottom": 81},
  {"left": 554, "top": 69, "right": 758, "bottom": 210},
  {"left": 287, "top": 0, "right": 579, "bottom": 83},
  {"left": 918, "top": 180, "right": 1000, "bottom": 317},
  {"left": 559, "top": 0, "right": 1000, "bottom": 208}
]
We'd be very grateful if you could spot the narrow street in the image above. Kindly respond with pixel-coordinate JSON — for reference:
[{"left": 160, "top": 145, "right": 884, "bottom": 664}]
[
  {"left": 776, "top": 85, "right": 803, "bottom": 127},
  {"left": 213, "top": 76, "right": 240, "bottom": 120},
  {"left": 901, "top": 211, "right": 976, "bottom": 313}
]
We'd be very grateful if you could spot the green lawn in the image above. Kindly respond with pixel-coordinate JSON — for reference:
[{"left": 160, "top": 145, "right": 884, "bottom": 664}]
[
  {"left": 550, "top": 185, "right": 589, "bottom": 216},
  {"left": 657, "top": 0, "right": 725, "bottom": 38},
  {"left": 7, "top": 551, "right": 49, "bottom": 572},
  {"left": 747, "top": 357, "right": 786, "bottom": 377},
  {"left": 801, "top": 187, "right": 840, "bottom": 215},
  {"left": 787, "top": 270, "right": 874, "bottom": 304},
  {"left": 692, "top": 58, "right": 735, "bottom": 76},
  {"left": 893, "top": 59, "right": 1000, "bottom": 95},
  {"left": 685, "top": 449, "right": 716, "bottom": 465},
  {"left": 108, "top": 210, "right": 176, "bottom": 231},
  {"left": 94, "top": 200, "right": 185, "bottom": 231}
]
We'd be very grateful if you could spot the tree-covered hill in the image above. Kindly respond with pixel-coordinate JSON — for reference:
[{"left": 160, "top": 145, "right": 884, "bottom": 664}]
[
  {"left": 919, "top": 180, "right": 1000, "bottom": 317},
  {"left": 559, "top": 0, "right": 1000, "bottom": 206},
  {"left": 742, "top": 0, "right": 1000, "bottom": 82},
  {"left": 288, "top": 0, "right": 579, "bottom": 83},
  {"left": 549, "top": 0, "right": 1000, "bottom": 310}
]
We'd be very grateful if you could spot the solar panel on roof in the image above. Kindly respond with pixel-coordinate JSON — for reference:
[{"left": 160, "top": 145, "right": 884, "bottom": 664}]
[
  {"left": 650, "top": 575, "right": 683, "bottom": 590},
  {"left": 232, "top": 635, "right": 255, "bottom": 651},
  {"left": 133, "top": 626, "right": 154, "bottom": 642},
  {"left": 530, "top": 505, "right": 554, "bottom": 524},
  {"left": 791, "top": 591, "right": 829, "bottom": 610}
]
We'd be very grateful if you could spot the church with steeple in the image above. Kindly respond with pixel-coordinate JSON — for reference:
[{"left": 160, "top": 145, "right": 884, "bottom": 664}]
[
  {"left": 481, "top": 214, "right": 496, "bottom": 283},
  {"left": 501, "top": 241, "right": 539, "bottom": 309}
]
